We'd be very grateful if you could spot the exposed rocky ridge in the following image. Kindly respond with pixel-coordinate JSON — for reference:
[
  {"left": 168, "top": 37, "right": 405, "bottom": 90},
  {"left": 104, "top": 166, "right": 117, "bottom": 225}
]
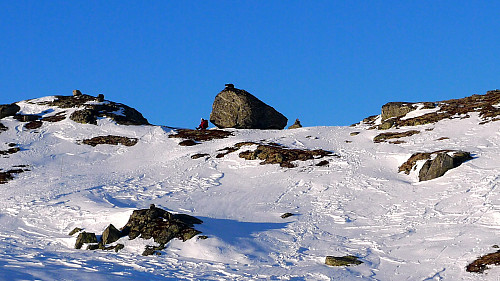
[
  {"left": 210, "top": 84, "right": 288, "bottom": 129},
  {"left": 34, "top": 93, "right": 149, "bottom": 126},
  {"left": 168, "top": 129, "right": 233, "bottom": 146},
  {"left": 0, "top": 104, "right": 21, "bottom": 119},
  {"left": 365, "top": 90, "right": 500, "bottom": 129},
  {"left": 373, "top": 130, "right": 420, "bottom": 143}
]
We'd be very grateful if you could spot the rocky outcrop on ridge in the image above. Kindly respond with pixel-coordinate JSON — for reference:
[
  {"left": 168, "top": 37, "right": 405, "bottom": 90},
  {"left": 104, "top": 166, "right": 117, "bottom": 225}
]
[
  {"left": 210, "top": 84, "right": 288, "bottom": 129},
  {"left": 367, "top": 90, "right": 500, "bottom": 130},
  {"left": 34, "top": 91, "right": 149, "bottom": 126},
  {"left": 467, "top": 250, "right": 500, "bottom": 273},
  {"left": 399, "top": 150, "right": 472, "bottom": 181}
]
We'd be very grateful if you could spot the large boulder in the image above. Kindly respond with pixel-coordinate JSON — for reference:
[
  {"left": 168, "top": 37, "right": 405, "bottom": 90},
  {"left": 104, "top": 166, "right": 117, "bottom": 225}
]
[
  {"left": 0, "top": 104, "right": 21, "bottom": 119},
  {"left": 418, "top": 151, "right": 472, "bottom": 181},
  {"left": 210, "top": 84, "right": 288, "bottom": 129},
  {"left": 381, "top": 102, "right": 415, "bottom": 121}
]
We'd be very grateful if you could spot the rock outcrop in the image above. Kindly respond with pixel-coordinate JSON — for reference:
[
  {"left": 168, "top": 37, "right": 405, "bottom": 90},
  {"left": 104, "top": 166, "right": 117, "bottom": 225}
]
[
  {"left": 36, "top": 93, "right": 149, "bottom": 126},
  {"left": 399, "top": 150, "right": 472, "bottom": 181},
  {"left": 325, "top": 255, "right": 363, "bottom": 266},
  {"left": 0, "top": 104, "right": 21, "bottom": 119},
  {"left": 210, "top": 84, "right": 288, "bottom": 129}
]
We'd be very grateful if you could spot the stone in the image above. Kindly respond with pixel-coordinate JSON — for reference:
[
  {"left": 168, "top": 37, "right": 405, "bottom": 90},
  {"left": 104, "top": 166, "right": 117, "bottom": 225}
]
[
  {"left": 102, "top": 224, "right": 122, "bottom": 245},
  {"left": 68, "top": 227, "right": 83, "bottom": 236},
  {"left": 70, "top": 109, "right": 98, "bottom": 125},
  {"left": 210, "top": 85, "right": 288, "bottom": 129},
  {"left": 418, "top": 151, "right": 472, "bottom": 181},
  {"left": 0, "top": 104, "right": 21, "bottom": 119},
  {"left": 75, "top": 232, "right": 98, "bottom": 249},
  {"left": 325, "top": 255, "right": 363, "bottom": 266},
  {"left": 97, "top": 94, "right": 105, "bottom": 102},
  {"left": 281, "top": 213, "right": 294, "bottom": 219},
  {"left": 381, "top": 102, "right": 415, "bottom": 121},
  {"left": 73, "top": 90, "right": 82, "bottom": 96},
  {"left": 288, "top": 119, "right": 303, "bottom": 129}
]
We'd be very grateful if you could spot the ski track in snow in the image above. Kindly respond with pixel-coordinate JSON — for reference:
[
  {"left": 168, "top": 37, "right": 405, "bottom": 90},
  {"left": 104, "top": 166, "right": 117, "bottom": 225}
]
[{"left": 0, "top": 101, "right": 499, "bottom": 280}]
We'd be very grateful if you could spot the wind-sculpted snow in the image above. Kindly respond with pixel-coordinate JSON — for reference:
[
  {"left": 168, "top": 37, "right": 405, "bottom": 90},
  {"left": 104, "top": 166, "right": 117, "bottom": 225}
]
[{"left": 0, "top": 95, "right": 500, "bottom": 280}]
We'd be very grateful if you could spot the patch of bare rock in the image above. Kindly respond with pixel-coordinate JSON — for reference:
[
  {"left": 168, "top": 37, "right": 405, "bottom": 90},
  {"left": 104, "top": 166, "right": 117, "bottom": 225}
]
[
  {"left": 373, "top": 130, "right": 420, "bottom": 143},
  {"left": 399, "top": 150, "right": 472, "bottom": 181},
  {"left": 71, "top": 205, "right": 202, "bottom": 256},
  {"left": 466, "top": 250, "right": 500, "bottom": 273},
  {"left": 169, "top": 129, "right": 233, "bottom": 146},
  {"left": 214, "top": 141, "right": 337, "bottom": 168},
  {"left": 82, "top": 135, "right": 138, "bottom": 147}
]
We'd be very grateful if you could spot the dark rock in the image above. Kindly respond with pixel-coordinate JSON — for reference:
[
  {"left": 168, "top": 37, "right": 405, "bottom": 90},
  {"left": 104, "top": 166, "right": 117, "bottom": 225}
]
[
  {"left": 70, "top": 109, "right": 97, "bottom": 125},
  {"left": 142, "top": 245, "right": 163, "bottom": 256},
  {"left": 114, "top": 244, "right": 125, "bottom": 252},
  {"left": 191, "top": 153, "right": 209, "bottom": 159},
  {"left": 68, "top": 227, "right": 83, "bottom": 236},
  {"left": 281, "top": 213, "right": 294, "bottom": 219},
  {"left": 0, "top": 104, "right": 21, "bottom": 119},
  {"left": 197, "top": 235, "right": 208, "bottom": 240},
  {"left": 120, "top": 205, "right": 202, "bottom": 246},
  {"left": 25, "top": 121, "right": 43, "bottom": 129},
  {"left": 73, "top": 90, "right": 82, "bottom": 96},
  {"left": 179, "top": 139, "right": 198, "bottom": 146},
  {"left": 419, "top": 151, "right": 472, "bottom": 181},
  {"left": 86, "top": 243, "right": 101, "bottom": 250},
  {"left": 288, "top": 119, "right": 303, "bottom": 129},
  {"left": 14, "top": 114, "right": 39, "bottom": 122},
  {"left": 97, "top": 94, "right": 105, "bottom": 102},
  {"left": 466, "top": 251, "right": 500, "bottom": 273},
  {"left": 42, "top": 112, "right": 66, "bottom": 122},
  {"left": 210, "top": 85, "right": 288, "bottom": 129},
  {"left": 169, "top": 129, "right": 233, "bottom": 142},
  {"left": 381, "top": 102, "right": 415, "bottom": 121},
  {"left": 316, "top": 160, "right": 329, "bottom": 166},
  {"left": 102, "top": 224, "right": 122, "bottom": 245},
  {"left": 82, "top": 135, "right": 138, "bottom": 147},
  {"left": 373, "top": 130, "right": 420, "bottom": 143},
  {"left": 325, "top": 255, "right": 363, "bottom": 266},
  {"left": 350, "top": 132, "right": 360, "bottom": 136},
  {"left": 75, "top": 232, "right": 98, "bottom": 249},
  {"left": 180, "top": 228, "right": 202, "bottom": 241}
]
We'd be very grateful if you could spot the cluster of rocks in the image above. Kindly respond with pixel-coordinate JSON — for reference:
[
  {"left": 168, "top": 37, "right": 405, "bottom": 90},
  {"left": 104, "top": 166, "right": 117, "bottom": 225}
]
[
  {"left": 36, "top": 90, "right": 149, "bottom": 126},
  {"left": 364, "top": 90, "right": 500, "bottom": 130},
  {"left": 168, "top": 129, "right": 233, "bottom": 146},
  {"left": 399, "top": 150, "right": 472, "bottom": 181},
  {"left": 195, "top": 141, "right": 337, "bottom": 168},
  {"left": 210, "top": 84, "right": 288, "bottom": 130},
  {"left": 71, "top": 205, "right": 203, "bottom": 256},
  {"left": 82, "top": 135, "right": 139, "bottom": 147},
  {"left": 0, "top": 165, "right": 29, "bottom": 184}
]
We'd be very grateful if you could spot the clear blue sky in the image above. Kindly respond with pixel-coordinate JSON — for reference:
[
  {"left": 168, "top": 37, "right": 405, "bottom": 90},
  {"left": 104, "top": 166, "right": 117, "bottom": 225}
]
[{"left": 1, "top": 1, "right": 499, "bottom": 128}]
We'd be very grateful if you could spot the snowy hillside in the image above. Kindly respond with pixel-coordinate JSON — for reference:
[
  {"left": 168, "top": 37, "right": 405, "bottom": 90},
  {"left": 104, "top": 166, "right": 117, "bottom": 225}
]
[{"left": 1, "top": 93, "right": 500, "bottom": 280}]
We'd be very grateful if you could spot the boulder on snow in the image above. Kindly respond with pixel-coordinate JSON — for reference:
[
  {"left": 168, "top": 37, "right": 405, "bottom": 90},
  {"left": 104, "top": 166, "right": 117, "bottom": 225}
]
[
  {"left": 75, "top": 232, "right": 98, "bottom": 249},
  {"left": 210, "top": 84, "right": 288, "bottom": 129},
  {"left": 0, "top": 104, "right": 21, "bottom": 119},
  {"left": 101, "top": 224, "right": 122, "bottom": 245},
  {"left": 418, "top": 151, "right": 472, "bottom": 181},
  {"left": 325, "top": 255, "right": 363, "bottom": 266}
]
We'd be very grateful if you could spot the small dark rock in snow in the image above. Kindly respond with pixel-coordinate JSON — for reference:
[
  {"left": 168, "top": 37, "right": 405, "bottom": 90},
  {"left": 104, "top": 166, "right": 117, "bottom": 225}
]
[
  {"left": 281, "top": 213, "right": 294, "bottom": 219},
  {"left": 75, "top": 232, "right": 98, "bottom": 249},
  {"left": 68, "top": 227, "right": 83, "bottom": 236}
]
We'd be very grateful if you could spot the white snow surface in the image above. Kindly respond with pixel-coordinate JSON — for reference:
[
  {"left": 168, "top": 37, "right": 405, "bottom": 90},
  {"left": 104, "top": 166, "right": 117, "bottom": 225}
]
[{"left": 1, "top": 99, "right": 500, "bottom": 280}]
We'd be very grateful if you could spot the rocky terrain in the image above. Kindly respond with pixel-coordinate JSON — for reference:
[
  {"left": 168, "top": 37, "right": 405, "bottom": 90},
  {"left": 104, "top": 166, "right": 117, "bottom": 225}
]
[{"left": 0, "top": 89, "right": 499, "bottom": 280}]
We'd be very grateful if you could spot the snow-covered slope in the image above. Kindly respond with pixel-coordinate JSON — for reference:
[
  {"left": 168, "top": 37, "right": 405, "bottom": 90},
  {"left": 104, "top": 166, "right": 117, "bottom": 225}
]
[{"left": 1, "top": 94, "right": 500, "bottom": 280}]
